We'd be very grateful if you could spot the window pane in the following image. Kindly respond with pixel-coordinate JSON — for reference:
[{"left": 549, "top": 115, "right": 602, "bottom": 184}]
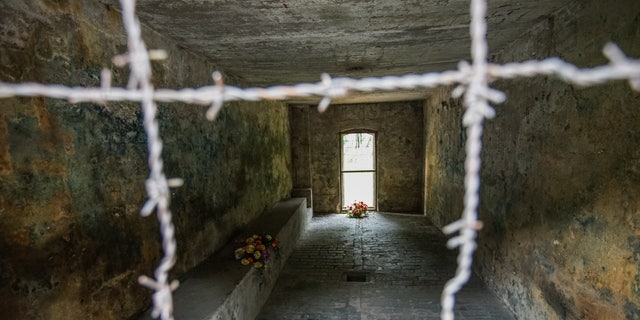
[
  {"left": 342, "top": 133, "right": 375, "bottom": 171},
  {"left": 342, "top": 172, "right": 375, "bottom": 208}
]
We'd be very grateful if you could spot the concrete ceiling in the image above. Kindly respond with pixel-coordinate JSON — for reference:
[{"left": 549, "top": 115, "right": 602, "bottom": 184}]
[{"left": 107, "top": 0, "right": 575, "bottom": 103}]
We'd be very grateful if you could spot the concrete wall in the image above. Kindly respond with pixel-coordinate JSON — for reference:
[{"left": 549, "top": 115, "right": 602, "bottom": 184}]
[
  {"left": 291, "top": 102, "right": 423, "bottom": 213},
  {"left": 290, "top": 105, "right": 312, "bottom": 189},
  {"left": 0, "top": 1, "right": 291, "bottom": 319},
  {"left": 424, "top": 0, "right": 640, "bottom": 319}
]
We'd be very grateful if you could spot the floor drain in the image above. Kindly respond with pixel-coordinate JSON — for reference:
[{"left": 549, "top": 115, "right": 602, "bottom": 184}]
[{"left": 343, "top": 271, "right": 369, "bottom": 282}]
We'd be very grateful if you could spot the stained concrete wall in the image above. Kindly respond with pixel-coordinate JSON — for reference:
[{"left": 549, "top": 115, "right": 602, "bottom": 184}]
[
  {"left": 291, "top": 102, "right": 423, "bottom": 213},
  {"left": 424, "top": 0, "right": 640, "bottom": 319},
  {"left": 0, "top": 1, "right": 291, "bottom": 319},
  {"left": 290, "top": 105, "right": 312, "bottom": 189}
]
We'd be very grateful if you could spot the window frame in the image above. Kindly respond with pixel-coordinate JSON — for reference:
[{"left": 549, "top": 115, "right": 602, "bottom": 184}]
[{"left": 339, "top": 130, "right": 377, "bottom": 210}]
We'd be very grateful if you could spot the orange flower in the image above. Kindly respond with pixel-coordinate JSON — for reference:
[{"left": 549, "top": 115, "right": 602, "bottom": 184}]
[{"left": 235, "top": 233, "right": 280, "bottom": 268}]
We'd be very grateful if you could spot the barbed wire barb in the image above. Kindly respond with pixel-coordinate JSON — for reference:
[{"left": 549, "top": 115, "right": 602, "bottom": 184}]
[
  {"left": 118, "top": 0, "right": 180, "bottom": 319},
  {"left": 441, "top": 0, "right": 492, "bottom": 318},
  {"left": 206, "top": 71, "right": 225, "bottom": 121},
  {"left": 0, "top": 0, "right": 639, "bottom": 319}
]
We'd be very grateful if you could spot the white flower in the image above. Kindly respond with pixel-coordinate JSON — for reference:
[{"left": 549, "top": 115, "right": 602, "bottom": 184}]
[{"left": 234, "top": 247, "right": 245, "bottom": 259}]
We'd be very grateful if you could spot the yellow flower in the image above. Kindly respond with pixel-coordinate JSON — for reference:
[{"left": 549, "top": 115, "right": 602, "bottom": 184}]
[{"left": 234, "top": 233, "right": 282, "bottom": 268}]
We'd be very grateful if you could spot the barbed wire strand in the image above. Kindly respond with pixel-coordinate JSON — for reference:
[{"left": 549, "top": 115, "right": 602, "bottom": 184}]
[
  {"left": 441, "top": 0, "right": 501, "bottom": 319},
  {"left": 0, "top": 0, "right": 639, "bottom": 319},
  {"left": 1, "top": 56, "right": 639, "bottom": 106},
  {"left": 117, "top": 0, "right": 180, "bottom": 319}
]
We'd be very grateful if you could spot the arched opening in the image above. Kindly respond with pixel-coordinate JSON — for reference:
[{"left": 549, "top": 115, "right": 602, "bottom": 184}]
[{"left": 340, "top": 131, "right": 376, "bottom": 210}]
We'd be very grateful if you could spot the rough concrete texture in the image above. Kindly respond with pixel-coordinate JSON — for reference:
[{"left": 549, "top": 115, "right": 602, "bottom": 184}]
[
  {"left": 259, "top": 213, "right": 514, "bottom": 319},
  {"left": 424, "top": 0, "right": 640, "bottom": 319},
  {"left": 210, "top": 199, "right": 310, "bottom": 320},
  {"left": 291, "top": 102, "right": 423, "bottom": 213},
  {"left": 289, "top": 105, "right": 312, "bottom": 189},
  {"left": 0, "top": 1, "right": 291, "bottom": 319},
  {"left": 147, "top": 198, "right": 310, "bottom": 320},
  {"left": 98, "top": 0, "right": 575, "bottom": 103}
]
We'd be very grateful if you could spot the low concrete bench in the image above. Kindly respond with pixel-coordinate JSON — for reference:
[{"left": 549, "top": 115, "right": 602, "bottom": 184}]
[{"left": 168, "top": 197, "right": 310, "bottom": 320}]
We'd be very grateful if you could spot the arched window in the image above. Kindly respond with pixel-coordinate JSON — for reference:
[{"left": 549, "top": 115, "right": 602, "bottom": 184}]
[{"left": 340, "top": 131, "right": 376, "bottom": 210}]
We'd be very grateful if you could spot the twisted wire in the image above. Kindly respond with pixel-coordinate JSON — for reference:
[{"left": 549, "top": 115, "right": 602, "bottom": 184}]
[
  {"left": 118, "top": 1, "right": 179, "bottom": 319},
  {"left": 0, "top": 0, "right": 638, "bottom": 319},
  {"left": 441, "top": 0, "right": 494, "bottom": 319}
]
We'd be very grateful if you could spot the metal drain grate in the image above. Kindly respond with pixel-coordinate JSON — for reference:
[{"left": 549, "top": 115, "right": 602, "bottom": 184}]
[{"left": 343, "top": 271, "right": 370, "bottom": 282}]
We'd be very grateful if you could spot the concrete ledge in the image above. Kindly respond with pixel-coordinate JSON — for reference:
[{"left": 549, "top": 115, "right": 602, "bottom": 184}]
[
  {"left": 291, "top": 188, "right": 312, "bottom": 208},
  {"left": 170, "top": 198, "right": 311, "bottom": 320}
]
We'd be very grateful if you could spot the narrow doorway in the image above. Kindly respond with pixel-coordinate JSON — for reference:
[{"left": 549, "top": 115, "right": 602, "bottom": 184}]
[{"left": 341, "top": 132, "right": 376, "bottom": 210}]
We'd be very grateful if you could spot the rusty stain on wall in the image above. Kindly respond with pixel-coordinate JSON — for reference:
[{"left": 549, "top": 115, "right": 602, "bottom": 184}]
[{"left": 0, "top": 1, "right": 292, "bottom": 319}]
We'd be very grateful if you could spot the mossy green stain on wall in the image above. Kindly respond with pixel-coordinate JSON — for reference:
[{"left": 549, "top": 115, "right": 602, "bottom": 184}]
[{"left": 0, "top": 1, "right": 292, "bottom": 319}]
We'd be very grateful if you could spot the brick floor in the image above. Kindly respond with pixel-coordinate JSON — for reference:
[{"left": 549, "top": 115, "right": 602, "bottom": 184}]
[{"left": 257, "top": 212, "right": 514, "bottom": 320}]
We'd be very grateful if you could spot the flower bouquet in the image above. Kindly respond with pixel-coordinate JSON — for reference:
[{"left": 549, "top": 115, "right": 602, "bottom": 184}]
[
  {"left": 234, "top": 233, "right": 280, "bottom": 269},
  {"left": 347, "top": 201, "right": 369, "bottom": 218}
]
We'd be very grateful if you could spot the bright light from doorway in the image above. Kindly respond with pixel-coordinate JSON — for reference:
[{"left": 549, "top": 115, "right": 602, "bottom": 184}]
[{"left": 341, "top": 132, "right": 376, "bottom": 209}]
